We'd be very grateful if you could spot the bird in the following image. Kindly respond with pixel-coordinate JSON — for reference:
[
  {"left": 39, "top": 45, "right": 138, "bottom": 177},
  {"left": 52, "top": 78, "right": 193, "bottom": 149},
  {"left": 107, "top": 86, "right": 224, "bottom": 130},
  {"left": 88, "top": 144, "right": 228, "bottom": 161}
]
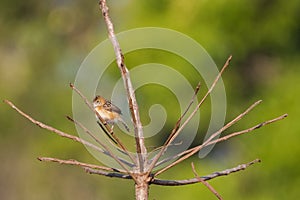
[{"left": 93, "top": 95, "right": 130, "bottom": 132}]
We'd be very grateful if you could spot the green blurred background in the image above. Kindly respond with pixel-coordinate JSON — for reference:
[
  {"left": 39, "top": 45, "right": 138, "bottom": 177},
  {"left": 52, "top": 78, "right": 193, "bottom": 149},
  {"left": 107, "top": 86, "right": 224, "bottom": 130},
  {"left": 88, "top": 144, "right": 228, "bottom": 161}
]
[{"left": 1, "top": 0, "right": 299, "bottom": 199}]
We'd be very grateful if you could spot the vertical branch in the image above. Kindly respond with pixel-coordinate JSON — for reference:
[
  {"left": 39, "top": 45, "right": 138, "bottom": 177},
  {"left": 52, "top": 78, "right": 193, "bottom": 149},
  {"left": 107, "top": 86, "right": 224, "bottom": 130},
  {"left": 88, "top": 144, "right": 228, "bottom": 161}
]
[{"left": 99, "top": 0, "right": 147, "bottom": 173}]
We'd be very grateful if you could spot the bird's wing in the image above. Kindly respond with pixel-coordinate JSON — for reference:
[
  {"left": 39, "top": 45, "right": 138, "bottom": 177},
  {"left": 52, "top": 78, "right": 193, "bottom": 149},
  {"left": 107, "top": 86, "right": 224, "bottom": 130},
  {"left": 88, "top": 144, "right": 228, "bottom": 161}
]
[
  {"left": 110, "top": 103, "right": 122, "bottom": 114},
  {"left": 104, "top": 101, "right": 122, "bottom": 114}
]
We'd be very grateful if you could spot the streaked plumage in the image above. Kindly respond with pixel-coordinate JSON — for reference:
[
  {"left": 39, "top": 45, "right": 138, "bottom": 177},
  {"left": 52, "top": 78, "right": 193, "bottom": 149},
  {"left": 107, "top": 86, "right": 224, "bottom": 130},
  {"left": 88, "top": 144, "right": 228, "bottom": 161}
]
[{"left": 93, "top": 95, "right": 129, "bottom": 131}]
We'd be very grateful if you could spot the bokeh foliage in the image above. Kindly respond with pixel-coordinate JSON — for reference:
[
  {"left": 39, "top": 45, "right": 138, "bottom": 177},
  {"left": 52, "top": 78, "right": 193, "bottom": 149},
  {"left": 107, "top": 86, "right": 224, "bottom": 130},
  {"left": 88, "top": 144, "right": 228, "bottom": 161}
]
[{"left": 1, "top": 0, "right": 299, "bottom": 199}]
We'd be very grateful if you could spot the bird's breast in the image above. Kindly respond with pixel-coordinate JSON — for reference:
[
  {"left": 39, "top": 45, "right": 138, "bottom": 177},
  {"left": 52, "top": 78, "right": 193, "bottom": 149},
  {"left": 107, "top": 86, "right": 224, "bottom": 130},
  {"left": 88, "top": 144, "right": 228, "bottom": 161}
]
[{"left": 95, "top": 106, "right": 119, "bottom": 123}]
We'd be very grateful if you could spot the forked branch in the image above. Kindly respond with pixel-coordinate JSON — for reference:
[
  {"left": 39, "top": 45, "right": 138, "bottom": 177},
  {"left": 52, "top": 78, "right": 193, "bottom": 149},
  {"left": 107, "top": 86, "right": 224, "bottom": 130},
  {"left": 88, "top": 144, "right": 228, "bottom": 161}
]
[
  {"left": 155, "top": 113, "right": 287, "bottom": 176},
  {"left": 3, "top": 100, "right": 134, "bottom": 175},
  {"left": 83, "top": 158, "right": 261, "bottom": 186},
  {"left": 148, "top": 55, "right": 232, "bottom": 173},
  {"left": 3, "top": 1, "right": 288, "bottom": 200}
]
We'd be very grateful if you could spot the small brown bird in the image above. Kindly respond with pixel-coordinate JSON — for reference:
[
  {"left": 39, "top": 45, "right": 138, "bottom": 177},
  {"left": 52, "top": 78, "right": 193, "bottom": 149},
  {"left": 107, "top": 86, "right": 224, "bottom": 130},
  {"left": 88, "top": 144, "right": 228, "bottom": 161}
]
[{"left": 93, "top": 95, "right": 130, "bottom": 132}]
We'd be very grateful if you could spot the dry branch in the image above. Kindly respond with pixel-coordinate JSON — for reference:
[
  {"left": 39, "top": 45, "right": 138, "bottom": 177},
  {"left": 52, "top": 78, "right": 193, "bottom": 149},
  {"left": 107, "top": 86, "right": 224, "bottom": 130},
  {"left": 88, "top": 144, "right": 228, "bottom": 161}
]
[
  {"left": 191, "top": 162, "right": 223, "bottom": 200},
  {"left": 85, "top": 167, "right": 132, "bottom": 179},
  {"left": 151, "top": 159, "right": 261, "bottom": 186},
  {"left": 70, "top": 83, "right": 129, "bottom": 152},
  {"left": 3, "top": 100, "right": 134, "bottom": 173},
  {"left": 3, "top": 1, "right": 288, "bottom": 200},
  {"left": 206, "top": 113, "right": 288, "bottom": 145},
  {"left": 99, "top": 0, "right": 147, "bottom": 173},
  {"left": 84, "top": 158, "right": 261, "bottom": 186},
  {"left": 148, "top": 55, "right": 232, "bottom": 174},
  {"left": 169, "top": 82, "right": 201, "bottom": 140},
  {"left": 65, "top": 115, "right": 136, "bottom": 166},
  {"left": 38, "top": 157, "right": 123, "bottom": 173},
  {"left": 153, "top": 100, "right": 263, "bottom": 167},
  {"left": 155, "top": 113, "right": 287, "bottom": 176}
]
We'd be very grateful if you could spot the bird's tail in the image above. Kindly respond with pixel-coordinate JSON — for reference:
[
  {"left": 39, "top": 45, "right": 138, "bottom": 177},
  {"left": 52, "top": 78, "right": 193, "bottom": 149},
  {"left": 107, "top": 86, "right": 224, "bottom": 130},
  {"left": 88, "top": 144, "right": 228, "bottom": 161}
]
[{"left": 119, "top": 118, "right": 130, "bottom": 132}]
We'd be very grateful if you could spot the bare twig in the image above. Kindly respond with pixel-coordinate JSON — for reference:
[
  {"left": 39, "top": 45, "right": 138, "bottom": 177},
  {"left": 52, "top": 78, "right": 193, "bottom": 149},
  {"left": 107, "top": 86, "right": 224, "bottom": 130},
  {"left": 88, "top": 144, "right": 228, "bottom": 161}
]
[
  {"left": 66, "top": 115, "right": 137, "bottom": 167},
  {"left": 155, "top": 113, "right": 287, "bottom": 176},
  {"left": 151, "top": 159, "right": 261, "bottom": 186},
  {"left": 84, "top": 167, "right": 133, "bottom": 179},
  {"left": 38, "top": 157, "right": 124, "bottom": 173},
  {"left": 3, "top": 100, "right": 134, "bottom": 173},
  {"left": 147, "top": 82, "right": 200, "bottom": 164},
  {"left": 154, "top": 100, "right": 263, "bottom": 167},
  {"left": 3, "top": 0, "right": 288, "bottom": 199},
  {"left": 99, "top": 0, "right": 147, "bottom": 172},
  {"left": 181, "top": 82, "right": 201, "bottom": 120},
  {"left": 147, "top": 82, "right": 200, "bottom": 163},
  {"left": 206, "top": 113, "right": 288, "bottom": 145},
  {"left": 66, "top": 116, "right": 114, "bottom": 148},
  {"left": 4, "top": 100, "right": 102, "bottom": 153},
  {"left": 86, "top": 158, "right": 261, "bottom": 184},
  {"left": 169, "top": 82, "right": 201, "bottom": 140},
  {"left": 191, "top": 162, "right": 223, "bottom": 200},
  {"left": 84, "top": 159, "right": 260, "bottom": 186},
  {"left": 148, "top": 56, "right": 232, "bottom": 173},
  {"left": 70, "top": 83, "right": 136, "bottom": 164},
  {"left": 165, "top": 82, "right": 201, "bottom": 146},
  {"left": 70, "top": 84, "right": 112, "bottom": 136}
]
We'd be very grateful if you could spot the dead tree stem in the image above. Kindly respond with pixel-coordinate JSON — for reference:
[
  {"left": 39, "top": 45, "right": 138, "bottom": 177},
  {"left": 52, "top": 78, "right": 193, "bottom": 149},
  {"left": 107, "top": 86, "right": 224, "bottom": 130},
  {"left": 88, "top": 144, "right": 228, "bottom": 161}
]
[{"left": 99, "top": 0, "right": 147, "bottom": 174}]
